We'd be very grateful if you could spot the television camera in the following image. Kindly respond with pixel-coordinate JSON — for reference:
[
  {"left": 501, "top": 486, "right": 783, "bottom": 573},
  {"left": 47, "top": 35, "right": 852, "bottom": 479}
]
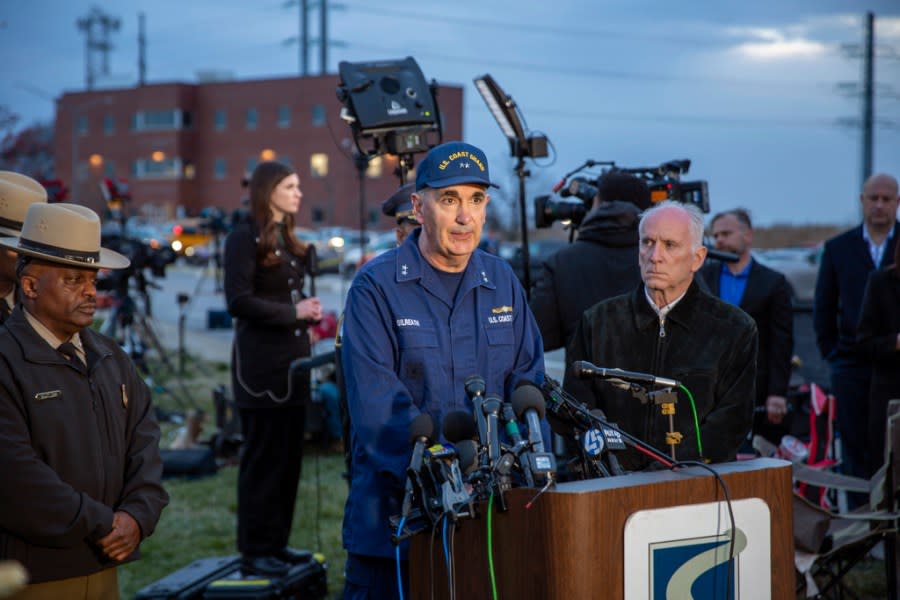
[{"left": 535, "top": 158, "right": 710, "bottom": 230}]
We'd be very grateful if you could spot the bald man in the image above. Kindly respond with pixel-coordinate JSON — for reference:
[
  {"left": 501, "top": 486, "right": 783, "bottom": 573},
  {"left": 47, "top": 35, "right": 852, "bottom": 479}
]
[{"left": 814, "top": 173, "right": 900, "bottom": 487}]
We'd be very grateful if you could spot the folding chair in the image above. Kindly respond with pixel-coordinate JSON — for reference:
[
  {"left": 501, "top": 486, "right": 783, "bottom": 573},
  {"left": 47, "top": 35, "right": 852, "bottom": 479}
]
[{"left": 790, "top": 398, "right": 900, "bottom": 599}]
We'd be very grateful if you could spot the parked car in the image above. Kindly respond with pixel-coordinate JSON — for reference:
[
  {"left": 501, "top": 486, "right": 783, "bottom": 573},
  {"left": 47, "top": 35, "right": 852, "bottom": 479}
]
[{"left": 754, "top": 245, "right": 822, "bottom": 308}]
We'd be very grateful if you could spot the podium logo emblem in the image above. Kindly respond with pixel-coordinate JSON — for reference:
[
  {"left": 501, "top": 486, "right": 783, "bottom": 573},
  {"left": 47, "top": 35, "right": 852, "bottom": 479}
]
[{"left": 651, "top": 528, "right": 748, "bottom": 599}]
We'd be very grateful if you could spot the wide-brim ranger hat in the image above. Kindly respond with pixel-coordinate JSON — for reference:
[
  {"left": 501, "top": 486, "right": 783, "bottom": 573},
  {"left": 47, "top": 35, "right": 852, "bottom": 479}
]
[
  {"left": 0, "top": 203, "right": 130, "bottom": 270},
  {"left": 415, "top": 141, "right": 499, "bottom": 191},
  {"left": 0, "top": 171, "right": 48, "bottom": 236}
]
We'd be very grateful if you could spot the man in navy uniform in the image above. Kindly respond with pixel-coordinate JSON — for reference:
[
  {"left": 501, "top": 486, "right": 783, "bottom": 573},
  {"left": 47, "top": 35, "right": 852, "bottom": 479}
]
[
  {"left": 381, "top": 182, "right": 420, "bottom": 246},
  {"left": 341, "top": 141, "right": 544, "bottom": 599}
]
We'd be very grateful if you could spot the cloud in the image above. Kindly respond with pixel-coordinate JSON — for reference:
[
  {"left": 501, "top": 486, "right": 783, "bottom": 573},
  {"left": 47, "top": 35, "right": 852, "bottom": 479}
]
[{"left": 723, "top": 24, "right": 831, "bottom": 60}]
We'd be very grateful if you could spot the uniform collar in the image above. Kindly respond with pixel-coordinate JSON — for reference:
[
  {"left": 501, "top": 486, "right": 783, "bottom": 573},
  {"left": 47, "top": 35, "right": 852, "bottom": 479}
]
[{"left": 395, "top": 228, "right": 496, "bottom": 291}]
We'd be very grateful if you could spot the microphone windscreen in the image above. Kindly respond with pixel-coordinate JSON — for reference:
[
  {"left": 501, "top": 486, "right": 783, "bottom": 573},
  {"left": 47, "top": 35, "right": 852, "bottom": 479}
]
[
  {"left": 410, "top": 413, "right": 434, "bottom": 444},
  {"left": 464, "top": 374, "right": 486, "bottom": 397},
  {"left": 443, "top": 410, "right": 477, "bottom": 443},
  {"left": 511, "top": 382, "right": 546, "bottom": 420},
  {"left": 456, "top": 439, "right": 479, "bottom": 474}
]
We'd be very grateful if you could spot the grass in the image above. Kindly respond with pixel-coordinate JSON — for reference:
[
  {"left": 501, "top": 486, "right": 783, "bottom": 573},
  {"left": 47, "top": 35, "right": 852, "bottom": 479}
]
[
  {"left": 116, "top": 352, "right": 349, "bottom": 599},
  {"left": 115, "top": 352, "right": 890, "bottom": 599}
]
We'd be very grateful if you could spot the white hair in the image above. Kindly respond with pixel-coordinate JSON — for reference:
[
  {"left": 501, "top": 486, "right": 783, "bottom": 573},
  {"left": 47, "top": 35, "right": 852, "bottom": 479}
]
[{"left": 639, "top": 200, "right": 705, "bottom": 250}]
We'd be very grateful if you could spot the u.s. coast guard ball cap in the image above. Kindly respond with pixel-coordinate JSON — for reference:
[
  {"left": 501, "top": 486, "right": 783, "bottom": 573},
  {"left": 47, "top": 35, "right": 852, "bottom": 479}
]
[{"left": 415, "top": 141, "right": 498, "bottom": 191}]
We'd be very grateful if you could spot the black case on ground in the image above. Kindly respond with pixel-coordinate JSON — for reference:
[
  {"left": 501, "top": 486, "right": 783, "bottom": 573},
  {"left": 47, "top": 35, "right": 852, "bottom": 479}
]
[
  {"left": 134, "top": 555, "right": 242, "bottom": 599},
  {"left": 133, "top": 554, "right": 327, "bottom": 600},
  {"left": 202, "top": 557, "right": 327, "bottom": 599}
]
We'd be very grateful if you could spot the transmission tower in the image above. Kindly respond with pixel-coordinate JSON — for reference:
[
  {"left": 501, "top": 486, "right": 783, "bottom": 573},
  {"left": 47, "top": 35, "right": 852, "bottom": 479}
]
[{"left": 76, "top": 7, "right": 121, "bottom": 90}]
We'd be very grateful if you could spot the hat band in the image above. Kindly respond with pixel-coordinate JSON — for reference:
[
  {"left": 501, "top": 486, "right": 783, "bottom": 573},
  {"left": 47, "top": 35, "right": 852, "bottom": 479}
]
[
  {"left": 0, "top": 216, "right": 23, "bottom": 231},
  {"left": 19, "top": 238, "right": 100, "bottom": 265}
]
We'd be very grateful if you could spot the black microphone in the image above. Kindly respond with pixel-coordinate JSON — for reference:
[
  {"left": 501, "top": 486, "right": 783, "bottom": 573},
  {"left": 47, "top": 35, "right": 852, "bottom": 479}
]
[
  {"left": 481, "top": 393, "right": 503, "bottom": 466},
  {"left": 402, "top": 413, "right": 434, "bottom": 518},
  {"left": 442, "top": 410, "right": 477, "bottom": 443},
  {"left": 306, "top": 243, "right": 319, "bottom": 298},
  {"left": 571, "top": 361, "right": 680, "bottom": 389},
  {"left": 511, "top": 383, "right": 547, "bottom": 453},
  {"left": 455, "top": 439, "right": 479, "bottom": 475},
  {"left": 464, "top": 374, "right": 488, "bottom": 454}
]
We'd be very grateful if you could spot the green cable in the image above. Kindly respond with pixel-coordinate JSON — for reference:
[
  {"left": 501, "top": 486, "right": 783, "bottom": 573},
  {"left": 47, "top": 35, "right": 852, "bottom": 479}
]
[
  {"left": 487, "top": 493, "right": 498, "bottom": 600},
  {"left": 678, "top": 383, "right": 704, "bottom": 458}
]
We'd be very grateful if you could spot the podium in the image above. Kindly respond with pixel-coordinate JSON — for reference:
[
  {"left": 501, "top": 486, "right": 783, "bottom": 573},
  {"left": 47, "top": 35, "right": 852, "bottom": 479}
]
[{"left": 410, "top": 458, "right": 794, "bottom": 599}]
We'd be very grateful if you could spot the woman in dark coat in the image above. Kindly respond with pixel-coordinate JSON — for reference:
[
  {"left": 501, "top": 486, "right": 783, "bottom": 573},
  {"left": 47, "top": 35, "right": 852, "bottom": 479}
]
[
  {"left": 224, "top": 161, "right": 323, "bottom": 576},
  {"left": 857, "top": 239, "right": 900, "bottom": 477}
]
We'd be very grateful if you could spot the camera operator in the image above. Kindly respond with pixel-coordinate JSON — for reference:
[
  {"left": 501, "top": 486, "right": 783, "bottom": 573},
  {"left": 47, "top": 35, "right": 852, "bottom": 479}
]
[{"left": 530, "top": 171, "right": 651, "bottom": 355}]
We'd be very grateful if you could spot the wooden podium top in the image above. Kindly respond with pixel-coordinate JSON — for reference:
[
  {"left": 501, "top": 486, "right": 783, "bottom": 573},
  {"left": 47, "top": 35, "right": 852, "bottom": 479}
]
[{"left": 410, "top": 458, "right": 794, "bottom": 600}]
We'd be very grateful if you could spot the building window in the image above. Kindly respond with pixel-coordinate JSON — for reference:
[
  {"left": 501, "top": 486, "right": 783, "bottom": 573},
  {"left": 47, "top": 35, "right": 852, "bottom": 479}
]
[
  {"left": 246, "top": 108, "right": 258, "bottom": 130},
  {"left": 365, "top": 156, "right": 383, "bottom": 178},
  {"left": 214, "top": 109, "right": 227, "bottom": 131},
  {"left": 103, "top": 115, "right": 115, "bottom": 135},
  {"left": 76, "top": 116, "right": 88, "bottom": 135},
  {"left": 278, "top": 105, "right": 291, "bottom": 128},
  {"left": 132, "top": 157, "right": 182, "bottom": 179},
  {"left": 311, "top": 104, "right": 326, "bottom": 127},
  {"left": 131, "top": 110, "right": 190, "bottom": 131},
  {"left": 214, "top": 158, "right": 227, "bottom": 179},
  {"left": 310, "top": 153, "right": 328, "bottom": 178},
  {"left": 246, "top": 157, "right": 258, "bottom": 175},
  {"left": 103, "top": 160, "right": 116, "bottom": 178}
]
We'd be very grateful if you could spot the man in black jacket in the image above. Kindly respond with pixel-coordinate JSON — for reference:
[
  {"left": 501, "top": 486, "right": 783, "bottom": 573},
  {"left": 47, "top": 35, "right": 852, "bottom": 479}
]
[
  {"left": 701, "top": 208, "right": 793, "bottom": 447},
  {"left": 814, "top": 172, "right": 899, "bottom": 483},
  {"left": 0, "top": 203, "right": 168, "bottom": 598},
  {"left": 565, "top": 201, "right": 758, "bottom": 469},
  {"left": 530, "top": 172, "right": 651, "bottom": 354}
]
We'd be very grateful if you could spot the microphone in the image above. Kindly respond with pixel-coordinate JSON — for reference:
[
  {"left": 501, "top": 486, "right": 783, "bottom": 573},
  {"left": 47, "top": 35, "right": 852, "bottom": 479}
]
[
  {"left": 464, "top": 374, "right": 488, "bottom": 455},
  {"left": 456, "top": 439, "right": 479, "bottom": 475},
  {"left": 500, "top": 402, "right": 524, "bottom": 446},
  {"left": 511, "top": 382, "right": 557, "bottom": 483},
  {"left": 306, "top": 244, "right": 319, "bottom": 297},
  {"left": 482, "top": 394, "right": 503, "bottom": 466},
  {"left": 511, "top": 383, "right": 547, "bottom": 453},
  {"left": 402, "top": 413, "right": 434, "bottom": 518},
  {"left": 442, "top": 410, "right": 477, "bottom": 443},
  {"left": 571, "top": 361, "right": 680, "bottom": 389}
]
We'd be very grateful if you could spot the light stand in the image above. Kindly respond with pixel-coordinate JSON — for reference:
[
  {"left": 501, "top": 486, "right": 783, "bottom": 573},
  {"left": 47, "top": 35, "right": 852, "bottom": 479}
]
[
  {"left": 473, "top": 74, "right": 548, "bottom": 299},
  {"left": 176, "top": 292, "right": 189, "bottom": 376},
  {"left": 353, "top": 152, "right": 368, "bottom": 268}
]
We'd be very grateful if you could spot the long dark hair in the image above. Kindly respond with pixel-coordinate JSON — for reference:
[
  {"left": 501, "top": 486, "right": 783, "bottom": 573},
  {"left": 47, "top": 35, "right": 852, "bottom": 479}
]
[{"left": 248, "top": 161, "right": 306, "bottom": 266}]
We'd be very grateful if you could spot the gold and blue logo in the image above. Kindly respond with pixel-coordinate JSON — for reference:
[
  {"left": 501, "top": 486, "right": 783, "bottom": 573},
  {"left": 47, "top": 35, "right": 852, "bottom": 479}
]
[{"left": 650, "top": 528, "right": 748, "bottom": 599}]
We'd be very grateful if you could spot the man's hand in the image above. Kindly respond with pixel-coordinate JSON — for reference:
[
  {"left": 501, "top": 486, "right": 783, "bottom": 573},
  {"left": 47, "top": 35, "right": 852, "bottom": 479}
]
[
  {"left": 97, "top": 511, "right": 141, "bottom": 562},
  {"left": 765, "top": 395, "right": 788, "bottom": 425}
]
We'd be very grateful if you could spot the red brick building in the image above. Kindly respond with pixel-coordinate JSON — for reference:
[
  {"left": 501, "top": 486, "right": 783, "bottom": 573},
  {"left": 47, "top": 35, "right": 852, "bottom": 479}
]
[{"left": 54, "top": 74, "right": 463, "bottom": 227}]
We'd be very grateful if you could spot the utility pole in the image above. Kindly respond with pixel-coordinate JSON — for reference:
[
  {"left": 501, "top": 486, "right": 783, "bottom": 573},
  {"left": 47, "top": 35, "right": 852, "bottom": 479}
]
[
  {"left": 76, "top": 7, "right": 121, "bottom": 90},
  {"left": 320, "top": 0, "right": 328, "bottom": 75},
  {"left": 302, "top": 0, "right": 309, "bottom": 76},
  {"left": 861, "top": 11, "right": 875, "bottom": 185},
  {"left": 138, "top": 12, "right": 147, "bottom": 86}
]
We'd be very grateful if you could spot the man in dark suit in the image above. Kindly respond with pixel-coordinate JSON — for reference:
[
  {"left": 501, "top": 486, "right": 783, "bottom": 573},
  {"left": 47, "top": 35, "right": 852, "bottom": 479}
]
[
  {"left": 701, "top": 208, "right": 794, "bottom": 447},
  {"left": 814, "top": 172, "right": 900, "bottom": 485}
]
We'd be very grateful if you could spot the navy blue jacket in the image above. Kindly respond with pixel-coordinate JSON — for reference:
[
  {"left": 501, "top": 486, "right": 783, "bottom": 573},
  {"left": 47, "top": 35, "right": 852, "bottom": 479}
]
[
  {"left": 341, "top": 229, "right": 544, "bottom": 559},
  {"left": 814, "top": 222, "right": 900, "bottom": 361}
]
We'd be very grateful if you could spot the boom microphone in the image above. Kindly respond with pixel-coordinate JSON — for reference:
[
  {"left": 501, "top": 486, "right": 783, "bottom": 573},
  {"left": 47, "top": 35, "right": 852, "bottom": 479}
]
[{"left": 571, "top": 361, "right": 680, "bottom": 389}]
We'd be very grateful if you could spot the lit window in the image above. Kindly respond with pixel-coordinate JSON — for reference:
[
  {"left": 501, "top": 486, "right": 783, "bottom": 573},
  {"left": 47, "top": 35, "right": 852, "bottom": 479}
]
[
  {"left": 183, "top": 162, "right": 195, "bottom": 179},
  {"left": 214, "top": 110, "right": 227, "bottom": 131},
  {"left": 366, "top": 156, "right": 383, "bottom": 178},
  {"left": 260, "top": 148, "right": 276, "bottom": 162},
  {"left": 246, "top": 108, "right": 258, "bottom": 130},
  {"left": 89, "top": 154, "right": 104, "bottom": 168},
  {"left": 103, "top": 115, "right": 115, "bottom": 135},
  {"left": 311, "top": 104, "right": 326, "bottom": 127},
  {"left": 310, "top": 153, "right": 328, "bottom": 178},
  {"left": 278, "top": 105, "right": 291, "bottom": 128}
]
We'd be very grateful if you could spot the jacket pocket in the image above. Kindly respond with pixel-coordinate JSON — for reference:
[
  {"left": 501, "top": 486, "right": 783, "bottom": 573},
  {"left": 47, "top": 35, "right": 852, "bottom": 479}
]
[
  {"left": 484, "top": 324, "right": 514, "bottom": 346},
  {"left": 397, "top": 327, "right": 438, "bottom": 349}
]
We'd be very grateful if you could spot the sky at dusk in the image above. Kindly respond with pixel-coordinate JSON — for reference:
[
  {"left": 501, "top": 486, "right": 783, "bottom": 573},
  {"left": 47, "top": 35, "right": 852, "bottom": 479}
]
[{"left": 1, "top": 0, "right": 899, "bottom": 227}]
